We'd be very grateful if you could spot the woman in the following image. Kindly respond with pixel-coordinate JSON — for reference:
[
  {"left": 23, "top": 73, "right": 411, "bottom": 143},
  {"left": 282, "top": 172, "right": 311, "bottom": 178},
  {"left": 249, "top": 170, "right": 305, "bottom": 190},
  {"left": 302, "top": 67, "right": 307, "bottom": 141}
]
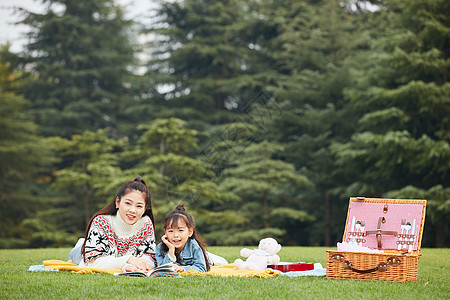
[{"left": 68, "top": 176, "right": 156, "bottom": 272}]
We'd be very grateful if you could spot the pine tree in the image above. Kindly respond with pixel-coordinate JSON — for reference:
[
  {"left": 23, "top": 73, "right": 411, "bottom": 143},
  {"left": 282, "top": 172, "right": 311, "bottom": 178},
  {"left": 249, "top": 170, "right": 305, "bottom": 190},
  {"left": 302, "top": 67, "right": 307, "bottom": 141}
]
[
  {"left": 50, "top": 129, "right": 124, "bottom": 232},
  {"left": 123, "top": 118, "right": 238, "bottom": 239},
  {"left": 210, "top": 122, "right": 314, "bottom": 245},
  {"left": 332, "top": 0, "right": 450, "bottom": 247},
  {"left": 252, "top": 0, "right": 367, "bottom": 245},
  {"left": 0, "top": 45, "right": 53, "bottom": 248},
  {"left": 143, "top": 0, "right": 264, "bottom": 125},
  {"left": 18, "top": 0, "right": 135, "bottom": 137}
]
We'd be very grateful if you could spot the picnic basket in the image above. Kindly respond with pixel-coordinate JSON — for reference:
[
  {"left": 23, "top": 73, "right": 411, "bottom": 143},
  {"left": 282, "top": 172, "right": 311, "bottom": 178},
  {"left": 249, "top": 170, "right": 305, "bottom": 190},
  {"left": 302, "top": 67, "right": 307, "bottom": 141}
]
[{"left": 326, "top": 197, "right": 426, "bottom": 282}]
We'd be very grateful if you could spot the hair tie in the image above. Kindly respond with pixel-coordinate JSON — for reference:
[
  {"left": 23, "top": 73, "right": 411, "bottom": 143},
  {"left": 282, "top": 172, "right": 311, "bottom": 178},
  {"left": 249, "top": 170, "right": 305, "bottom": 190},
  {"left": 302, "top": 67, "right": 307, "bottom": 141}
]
[{"left": 175, "top": 203, "right": 186, "bottom": 212}]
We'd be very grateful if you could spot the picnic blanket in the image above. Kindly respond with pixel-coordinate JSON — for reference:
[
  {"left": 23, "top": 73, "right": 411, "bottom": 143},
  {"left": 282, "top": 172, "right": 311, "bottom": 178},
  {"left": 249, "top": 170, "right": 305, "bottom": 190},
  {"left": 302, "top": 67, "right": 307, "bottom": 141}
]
[
  {"left": 30, "top": 260, "right": 280, "bottom": 278},
  {"left": 41, "top": 260, "right": 122, "bottom": 274},
  {"left": 32, "top": 261, "right": 324, "bottom": 278},
  {"left": 179, "top": 264, "right": 326, "bottom": 278},
  {"left": 180, "top": 264, "right": 281, "bottom": 278}
]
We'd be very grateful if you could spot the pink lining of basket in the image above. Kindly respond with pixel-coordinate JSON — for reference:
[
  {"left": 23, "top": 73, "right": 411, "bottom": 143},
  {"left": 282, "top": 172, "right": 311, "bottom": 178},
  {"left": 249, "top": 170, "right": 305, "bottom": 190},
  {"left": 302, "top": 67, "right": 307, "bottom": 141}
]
[{"left": 345, "top": 202, "right": 424, "bottom": 250}]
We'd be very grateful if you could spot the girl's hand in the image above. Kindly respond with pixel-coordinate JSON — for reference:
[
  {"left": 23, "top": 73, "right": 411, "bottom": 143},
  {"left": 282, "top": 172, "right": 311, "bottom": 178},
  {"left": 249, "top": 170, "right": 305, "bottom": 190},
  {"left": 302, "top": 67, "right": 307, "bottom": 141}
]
[
  {"left": 127, "top": 256, "right": 149, "bottom": 272},
  {"left": 161, "top": 235, "right": 176, "bottom": 261},
  {"left": 172, "top": 264, "right": 185, "bottom": 272},
  {"left": 161, "top": 235, "right": 175, "bottom": 250}
]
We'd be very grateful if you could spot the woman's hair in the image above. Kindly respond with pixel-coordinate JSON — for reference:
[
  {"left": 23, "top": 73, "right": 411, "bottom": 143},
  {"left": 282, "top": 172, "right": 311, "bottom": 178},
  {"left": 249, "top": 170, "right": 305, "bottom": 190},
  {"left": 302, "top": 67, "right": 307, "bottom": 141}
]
[
  {"left": 160, "top": 203, "right": 210, "bottom": 271},
  {"left": 81, "top": 176, "right": 153, "bottom": 259}
]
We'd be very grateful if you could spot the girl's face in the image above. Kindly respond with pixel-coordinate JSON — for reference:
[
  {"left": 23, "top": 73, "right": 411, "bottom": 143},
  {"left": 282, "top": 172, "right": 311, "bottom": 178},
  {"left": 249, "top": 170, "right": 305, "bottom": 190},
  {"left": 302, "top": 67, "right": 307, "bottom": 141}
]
[
  {"left": 116, "top": 190, "right": 146, "bottom": 225},
  {"left": 165, "top": 218, "right": 193, "bottom": 252}
]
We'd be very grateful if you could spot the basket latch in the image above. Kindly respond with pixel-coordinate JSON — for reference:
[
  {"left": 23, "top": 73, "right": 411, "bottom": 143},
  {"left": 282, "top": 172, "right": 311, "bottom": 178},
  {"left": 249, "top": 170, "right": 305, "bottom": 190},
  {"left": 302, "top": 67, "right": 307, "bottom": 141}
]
[{"left": 365, "top": 217, "right": 398, "bottom": 248}]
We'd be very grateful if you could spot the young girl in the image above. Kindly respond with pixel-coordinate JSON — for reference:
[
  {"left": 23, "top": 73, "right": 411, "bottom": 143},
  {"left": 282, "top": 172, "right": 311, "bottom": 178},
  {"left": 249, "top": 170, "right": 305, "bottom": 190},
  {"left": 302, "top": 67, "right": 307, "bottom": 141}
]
[
  {"left": 156, "top": 203, "right": 211, "bottom": 272},
  {"left": 69, "top": 176, "right": 156, "bottom": 272}
]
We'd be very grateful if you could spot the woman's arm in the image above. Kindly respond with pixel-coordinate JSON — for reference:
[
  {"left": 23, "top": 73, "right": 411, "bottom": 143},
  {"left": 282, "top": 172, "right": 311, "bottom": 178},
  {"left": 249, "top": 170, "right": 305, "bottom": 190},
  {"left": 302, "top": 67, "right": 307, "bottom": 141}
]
[
  {"left": 84, "top": 216, "right": 116, "bottom": 265},
  {"left": 84, "top": 215, "right": 156, "bottom": 270},
  {"left": 87, "top": 254, "right": 131, "bottom": 269},
  {"left": 84, "top": 216, "right": 131, "bottom": 269},
  {"left": 136, "top": 219, "right": 157, "bottom": 268},
  {"left": 83, "top": 216, "right": 134, "bottom": 270}
]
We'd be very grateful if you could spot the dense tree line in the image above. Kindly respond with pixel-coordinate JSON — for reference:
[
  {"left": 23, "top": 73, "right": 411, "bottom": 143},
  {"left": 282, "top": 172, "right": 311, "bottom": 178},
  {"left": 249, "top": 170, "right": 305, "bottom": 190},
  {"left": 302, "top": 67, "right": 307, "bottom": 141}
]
[{"left": 0, "top": 0, "right": 448, "bottom": 248}]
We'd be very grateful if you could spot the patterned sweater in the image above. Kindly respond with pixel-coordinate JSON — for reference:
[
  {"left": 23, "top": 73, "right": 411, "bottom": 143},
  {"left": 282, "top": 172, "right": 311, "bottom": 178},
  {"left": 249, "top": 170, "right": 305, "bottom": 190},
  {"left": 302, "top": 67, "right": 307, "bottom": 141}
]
[{"left": 83, "top": 214, "right": 156, "bottom": 270}]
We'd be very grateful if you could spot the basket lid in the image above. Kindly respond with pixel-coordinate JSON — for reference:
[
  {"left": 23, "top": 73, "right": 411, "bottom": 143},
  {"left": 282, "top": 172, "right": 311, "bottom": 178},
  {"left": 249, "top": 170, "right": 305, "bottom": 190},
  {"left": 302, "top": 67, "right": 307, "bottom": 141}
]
[{"left": 342, "top": 197, "right": 427, "bottom": 253}]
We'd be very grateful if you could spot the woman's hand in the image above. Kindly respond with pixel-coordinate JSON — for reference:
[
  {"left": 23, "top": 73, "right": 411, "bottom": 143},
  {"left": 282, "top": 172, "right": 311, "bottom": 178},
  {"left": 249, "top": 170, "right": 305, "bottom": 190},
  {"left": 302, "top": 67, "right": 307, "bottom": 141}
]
[
  {"left": 127, "top": 256, "right": 149, "bottom": 272},
  {"left": 122, "top": 263, "right": 138, "bottom": 272}
]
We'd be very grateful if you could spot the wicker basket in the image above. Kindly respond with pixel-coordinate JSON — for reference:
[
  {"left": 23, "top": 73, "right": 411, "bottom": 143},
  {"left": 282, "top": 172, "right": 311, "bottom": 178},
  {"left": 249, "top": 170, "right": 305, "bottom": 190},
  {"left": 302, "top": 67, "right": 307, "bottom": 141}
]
[{"left": 326, "top": 197, "right": 426, "bottom": 282}]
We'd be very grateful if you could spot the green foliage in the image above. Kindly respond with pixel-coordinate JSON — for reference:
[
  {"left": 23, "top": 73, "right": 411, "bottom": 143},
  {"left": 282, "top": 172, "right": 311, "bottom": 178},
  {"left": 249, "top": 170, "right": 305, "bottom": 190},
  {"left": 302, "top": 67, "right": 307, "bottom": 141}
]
[
  {"left": 1, "top": 0, "right": 449, "bottom": 248},
  {"left": 385, "top": 185, "right": 450, "bottom": 223},
  {"left": 123, "top": 118, "right": 238, "bottom": 239},
  {"left": 333, "top": 0, "right": 450, "bottom": 246},
  {"left": 20, "top": 218, "right": 78, "bottom": 248},
  {"left": 385, "top": 185, "right": 450, "bottom": 247},
  {"left": 18, "top": 0, "right": 136, "bottom": 137},
  {"left": 213, "top": 122, "right": 314, "bottom": 245},
  {"left": 207, "top": 228, "right": 287, "bottom": 246},
  {"left": 138, "top": 118, "right": 202, "bottom": 154},
  {"left": 257, "top": 0, "right": 365, "bottom": 246},
  {"left": 271, "top": 207, "right": 316, "bottom": 223},
  {"left": 144, "top": 0, "right": 266, "bottom": 121},
  {"left": 50, "top": 129, "right": 124, "bottom": 230},
  {"left": 125, "top": 118, "right": 211, "bottom": 195},
  {"left": 0, "top": 46, "right": 55, "bottom": 247}
]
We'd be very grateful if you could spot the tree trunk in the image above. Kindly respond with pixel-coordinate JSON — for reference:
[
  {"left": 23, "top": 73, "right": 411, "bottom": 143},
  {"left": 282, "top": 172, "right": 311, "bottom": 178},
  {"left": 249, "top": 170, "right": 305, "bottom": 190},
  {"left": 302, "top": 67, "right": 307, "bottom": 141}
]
[
  {"left": 159, "top": 135, "right": 165, "bottom": 176},
  {"left": 263, "top": 190, "right": 269, "bottom": 228},
  {"left": 83, "top": 186, "right": 90, "bottom": 228},
  {"left": 324, "top": 189, "right": 331, "bottom": 246},
  {"left": 435, "top": 218, "right": 446, "bottom": 247},
  {"left": 81, "top": 160, "right": 90, "bottom": 228}
]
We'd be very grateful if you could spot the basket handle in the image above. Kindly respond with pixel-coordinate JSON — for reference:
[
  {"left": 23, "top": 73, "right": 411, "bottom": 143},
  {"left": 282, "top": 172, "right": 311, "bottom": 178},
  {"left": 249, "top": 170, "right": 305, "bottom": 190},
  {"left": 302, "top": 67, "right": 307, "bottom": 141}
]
[
  {"left": 331, "top": 255, "right": 401, "bottom": 274},
  {"left": 342, "top": 260, "right": 387, "bottom": 274}
]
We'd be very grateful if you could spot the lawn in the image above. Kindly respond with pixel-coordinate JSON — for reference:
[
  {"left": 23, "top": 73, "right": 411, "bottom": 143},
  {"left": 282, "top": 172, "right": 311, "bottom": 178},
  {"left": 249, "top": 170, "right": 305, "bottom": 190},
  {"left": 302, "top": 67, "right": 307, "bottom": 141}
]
[{"left": 1, "top": 247, "right": 448, "bottom": 299}]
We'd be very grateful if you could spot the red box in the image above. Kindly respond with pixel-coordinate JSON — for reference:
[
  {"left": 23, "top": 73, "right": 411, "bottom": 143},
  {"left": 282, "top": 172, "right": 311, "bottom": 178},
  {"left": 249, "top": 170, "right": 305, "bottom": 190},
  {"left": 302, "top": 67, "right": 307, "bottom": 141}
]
[{"left": 268, "top": 263, "right": 315, "bottom": 272}]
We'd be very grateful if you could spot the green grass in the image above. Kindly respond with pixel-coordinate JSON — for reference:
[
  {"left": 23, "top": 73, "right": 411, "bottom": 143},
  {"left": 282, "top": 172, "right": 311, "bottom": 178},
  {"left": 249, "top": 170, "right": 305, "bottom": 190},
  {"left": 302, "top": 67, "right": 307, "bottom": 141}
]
[{"left": 1, "top": 247, "right": 449, "bottom": 299}]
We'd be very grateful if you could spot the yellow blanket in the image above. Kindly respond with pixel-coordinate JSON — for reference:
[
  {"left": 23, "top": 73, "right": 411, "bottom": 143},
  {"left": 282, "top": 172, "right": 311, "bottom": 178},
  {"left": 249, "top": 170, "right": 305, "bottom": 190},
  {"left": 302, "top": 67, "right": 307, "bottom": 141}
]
[
  {"left": 180, "top": 264, "right": 281, "bottom": 278},
  {"left": 42, "top": 261, "right": 280, "bottom": 278},
  {"left": 43, "top": 260, "right": 121, "bottom": 275}
]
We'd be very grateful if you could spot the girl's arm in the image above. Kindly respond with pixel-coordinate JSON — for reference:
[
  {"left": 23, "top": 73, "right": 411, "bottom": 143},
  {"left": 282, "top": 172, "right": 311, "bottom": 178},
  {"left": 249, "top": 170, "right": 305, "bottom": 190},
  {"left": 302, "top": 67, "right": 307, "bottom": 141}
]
[
  {"left": 181, "top": 240, "right": 208, "bottom": 273},
  {"left": 155, "top": 243, "right": 176, "bottom": 266}
]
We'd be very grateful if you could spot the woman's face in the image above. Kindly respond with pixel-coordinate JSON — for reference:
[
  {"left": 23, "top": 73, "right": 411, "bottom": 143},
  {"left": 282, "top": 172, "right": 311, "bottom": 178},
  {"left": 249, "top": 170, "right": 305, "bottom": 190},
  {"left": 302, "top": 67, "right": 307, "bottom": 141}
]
[{"left": 116, "top": 190, "right": 146, "bottom": 225}]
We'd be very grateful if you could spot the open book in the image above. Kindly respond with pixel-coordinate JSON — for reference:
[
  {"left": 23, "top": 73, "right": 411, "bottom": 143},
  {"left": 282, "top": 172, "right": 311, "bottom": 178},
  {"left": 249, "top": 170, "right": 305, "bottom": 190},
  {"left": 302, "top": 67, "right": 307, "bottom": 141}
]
[{"left": 114, "top": 263, "right": 181, "bottom": 278}]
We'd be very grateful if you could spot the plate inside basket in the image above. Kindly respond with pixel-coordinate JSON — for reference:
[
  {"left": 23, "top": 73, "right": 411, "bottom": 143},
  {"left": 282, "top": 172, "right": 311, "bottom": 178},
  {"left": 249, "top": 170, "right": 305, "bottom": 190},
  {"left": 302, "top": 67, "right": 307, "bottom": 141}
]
[{"left": 268, "top": 262, "right": 314, "bottom": 272}]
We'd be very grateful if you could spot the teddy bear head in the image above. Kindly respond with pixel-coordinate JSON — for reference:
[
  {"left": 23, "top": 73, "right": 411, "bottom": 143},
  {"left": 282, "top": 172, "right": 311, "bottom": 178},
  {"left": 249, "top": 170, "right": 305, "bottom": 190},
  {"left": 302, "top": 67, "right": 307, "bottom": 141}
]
[{"left": 258, "top": 237, "right": 281, "bottom": 255}]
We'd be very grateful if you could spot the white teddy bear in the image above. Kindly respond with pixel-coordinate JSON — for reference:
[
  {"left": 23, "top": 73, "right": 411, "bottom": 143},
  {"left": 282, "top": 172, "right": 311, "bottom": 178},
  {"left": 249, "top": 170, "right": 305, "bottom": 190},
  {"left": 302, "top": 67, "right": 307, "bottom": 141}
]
[{"left": 234, "top": 237, "right": 282, "bottom": 270}]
